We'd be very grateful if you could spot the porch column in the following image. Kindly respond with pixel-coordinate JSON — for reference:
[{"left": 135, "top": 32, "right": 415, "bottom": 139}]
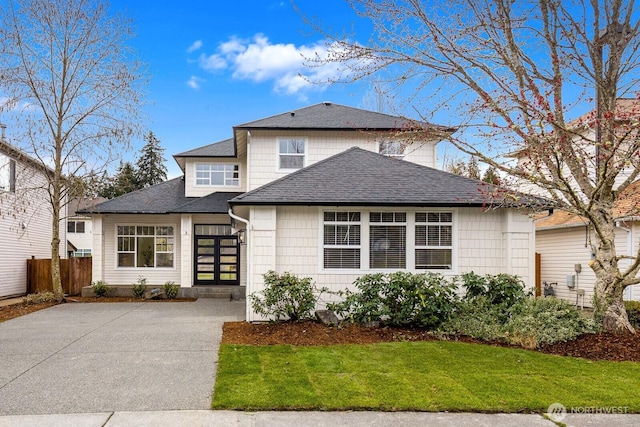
[
  {"left": 91, "top": 215, "right": 103, "bottom": 283},
  {"left": 180, "top": 214, "right": 193, "bottom": 287}
]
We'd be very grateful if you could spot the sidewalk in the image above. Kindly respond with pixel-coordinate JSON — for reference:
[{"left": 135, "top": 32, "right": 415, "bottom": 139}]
[{"left": 0, "top": 410, "right": 638, "bottom": 427}]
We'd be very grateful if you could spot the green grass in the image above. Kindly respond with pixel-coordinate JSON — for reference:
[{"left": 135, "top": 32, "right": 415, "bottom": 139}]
[{"left": 212, "top": 341, "right": 640, "bottom": 412}]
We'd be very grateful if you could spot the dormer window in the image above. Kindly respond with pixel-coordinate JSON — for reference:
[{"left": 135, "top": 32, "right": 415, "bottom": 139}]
[
  {"left": 278, "top": 138, "right": 306, "bottom": 170},
  {"left": 379, "top": 141, "right": 405, "bottom": 159}
]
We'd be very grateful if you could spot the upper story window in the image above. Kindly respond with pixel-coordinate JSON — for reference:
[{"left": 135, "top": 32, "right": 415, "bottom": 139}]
[
  {"left": 0, "top": 153, "right": 16, "bottom": 192},
  {"left": 278, "top": 138, "right": 306, "bottom": 170},
  {"left": 195, "top": 163, "right": 239, "bottom": 187},
  {"left": 68, "top": 220, "right": 85, "bottom": 233},
  {"left": 379, "top": 141, "right": 405, "bottom": 159}
]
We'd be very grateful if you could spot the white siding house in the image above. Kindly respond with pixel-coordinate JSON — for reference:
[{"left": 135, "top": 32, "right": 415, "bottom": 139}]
[
  {"left": 83, "top": 102, "right": 541, "bottom": 320},
  {"left": 0, "top": 135, "right": 63, "bottom": 298}
]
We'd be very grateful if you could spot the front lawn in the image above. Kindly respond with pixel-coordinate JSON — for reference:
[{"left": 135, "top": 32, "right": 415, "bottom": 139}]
[{"left": 212, "top": 340, "right": 640, "bottom": 411}]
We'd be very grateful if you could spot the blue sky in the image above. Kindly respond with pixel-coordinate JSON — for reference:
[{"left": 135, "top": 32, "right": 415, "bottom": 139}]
[{"left": 110, "top": 1, "right": 383, "bottom": 178}]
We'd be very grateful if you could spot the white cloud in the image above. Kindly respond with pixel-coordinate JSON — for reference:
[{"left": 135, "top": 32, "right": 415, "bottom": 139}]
[
  {"left": 186, "top": 76, "right": 205, "bottom": 90},
  {"left": 187, "top": 40, "right": 203, "bottom": 53},
  {"left": 194, "top": 34, "right": 350, "bottom": 95}
]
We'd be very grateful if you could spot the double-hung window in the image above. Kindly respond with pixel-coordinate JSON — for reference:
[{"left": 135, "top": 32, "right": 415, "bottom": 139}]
[
  {"left": 415, "top": 212, "right": 453, "bottom": 269},
  {"left": 370, "top": 212, "right": 406, "bottom": 269},
  {"left": 323, "top": 211, "right": 361, "bottom": 269},
  {"left": 195, "top": 163, "right": 239, "bottom": 186},
  {"left": 67, "top": 221, "right": 85, "bottom": 233},
  {"left": 278, "top": 138, "right": 305, "bottom": 170},
  {"left": 117, "top": 225, "right": 175, "bottom": 268},
  {"left": 379, "top": 141, "right": 405, "bottom": 159}
]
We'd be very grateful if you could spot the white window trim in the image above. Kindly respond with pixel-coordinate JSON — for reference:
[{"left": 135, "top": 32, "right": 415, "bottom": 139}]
[
  {"left": 322, "top": 210, "right": 362, "bottom": 271},
  {"left": 277, "top": 137, "right": 307, "bottom": 172},
  {"left": 378, "top": 140, "right": 405, "bottom": 159},
  {"left": 193, "top": 163, "right": 241, "bottom": 188},
  {"left": 414, "top": 211, "right": 455, "bottom": 271},
  {"left": 115, "top": 224, "right": 177, "bottom": 270},
  {"left": 320, "top": 209, "right": 458, "bottom": 274}
]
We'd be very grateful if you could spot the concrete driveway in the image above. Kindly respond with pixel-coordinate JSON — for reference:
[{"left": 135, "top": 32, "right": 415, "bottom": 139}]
[{"left": 0, "top": 299, "right": 245, "bottom": 415}]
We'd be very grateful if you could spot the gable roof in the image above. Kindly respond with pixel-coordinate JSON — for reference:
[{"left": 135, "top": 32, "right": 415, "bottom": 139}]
[
  {"left": 174, "top": 138, "right": 235, "bottom": 158},
  {"left": 536, "top": 180, "right": 640, "bottom": 230},
  {"left": 233, "top": 102, "right": 456, "bottom": 132},
  {"left": 230, "top": 147, "right": 544, "bottom": 208},
  {"left": 79, "top": 177, "right": 242, "bottom": 214}
]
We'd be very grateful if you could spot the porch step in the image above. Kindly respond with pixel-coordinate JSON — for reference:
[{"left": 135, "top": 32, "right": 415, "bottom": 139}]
[{"left": 194, "top": 286, "right": 245, "bottom": 300}]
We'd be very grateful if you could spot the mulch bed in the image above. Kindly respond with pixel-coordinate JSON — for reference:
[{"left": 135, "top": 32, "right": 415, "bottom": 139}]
[{"left": 221, "top": 320, "right": 640, "bottom": 362}]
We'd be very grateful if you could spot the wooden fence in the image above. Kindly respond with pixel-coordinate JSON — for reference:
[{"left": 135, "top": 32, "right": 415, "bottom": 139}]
[{"left": 26, "top": 257, "right": 92, "bottom": 296}]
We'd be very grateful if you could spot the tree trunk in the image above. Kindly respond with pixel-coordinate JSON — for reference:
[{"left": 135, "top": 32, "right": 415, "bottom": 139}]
[{"left": 51, "top": 179, "right": 63, "bottom": 302}]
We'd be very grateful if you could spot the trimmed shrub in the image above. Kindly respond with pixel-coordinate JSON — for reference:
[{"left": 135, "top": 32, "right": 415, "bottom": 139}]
[
  {"left": 327, "top": 272, "right": 458, "bottom": 328},
  {"left": 250, "top": 271, "right": 327, "bottom": 321},
  {"left": 91, "top": 280, "right": 112, "bottom": 298},
  {"left": 23, "top": 291, "right": 57, "bottom": 305},
  {"left": 439, "top": 296, "right": 506, "bottom": 342},
  {"left": 163, "top": 281, "right": 179, "bottom": 300},
  {"left": 132, "top": 277, "right": 147, "bottom": 299},
  {"left": 505, "top": 298, "right": 599, "bottom": 348},
  {"left": 625, "top": 301, "right": 640, "bottom": 329},
  {"left": 461, "top": 272, "right": 528, "bottom": 308}
]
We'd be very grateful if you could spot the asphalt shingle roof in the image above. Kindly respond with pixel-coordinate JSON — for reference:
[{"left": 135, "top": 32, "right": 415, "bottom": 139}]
[
  {"left": 79, "top": 177, "right": 242, "bottom": 214},
  {"left": 174, "top": 138, "right": 235, "bottom": 157},
  {"left": 230, "top": 147, "right": 543, "bottom": 208},
  {"left": 233, "top": 102, "right": 455, "bottom": 131}
]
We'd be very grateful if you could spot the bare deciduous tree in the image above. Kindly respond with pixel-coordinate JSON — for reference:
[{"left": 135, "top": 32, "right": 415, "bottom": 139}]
[
  {"left": 0, "top": 0, "right": 146, "bottom": 301},
  {"left": 307, "top": 0, "right": 640, "bottom": 332}
]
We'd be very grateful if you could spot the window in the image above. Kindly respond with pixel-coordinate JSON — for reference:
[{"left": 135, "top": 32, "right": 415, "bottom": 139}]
[
  {"left": 74, "top": 249, "right": 91, "bottom": 257},
  {"left": 67, "top": 221, "right": 85, "bottom": 233},
  {"left": 415, "top": 212, "right": 453, "bottom": 270},
  {"left": 195, "top": 163, "right": 239, "bottom": 186},
  {"left": 117, "top": 225, "right": 174, "bottom": 268},
  {"left": 278, "top": 138, "right": 305, "bottom": 170},
  {"left": 370, "top": 212, "right": 406, "bottom": 269},
  {"left": 323, "top": 211, "right": 361, "bottom": 269},
  {"left": 379, "top": 141, "right": 405, "bottom": 158},
  {"left": 0, "top": 153, "right": 16, "bottom": 192}
]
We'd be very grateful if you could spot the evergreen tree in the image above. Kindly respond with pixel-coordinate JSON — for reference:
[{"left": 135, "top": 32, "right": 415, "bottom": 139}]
[
  {"left": 482, "top": 166, "right": 501, "bottom": 186},
  {"left": 99, "top": 161, "right": 138, "bottom": 199},
  {"left": 136, "top": 131, "right": 167, "bottom": 188},
  {"left": 466, "top": 156, "right": 481, "bottom": 180}
]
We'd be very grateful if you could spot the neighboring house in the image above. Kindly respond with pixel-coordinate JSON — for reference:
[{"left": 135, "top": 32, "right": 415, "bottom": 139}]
[
  {"left": 83, "top": 102, "right": 541, "bottom": 321},
  {"left": 66, "top": 197, "right": 107, "bottom": 258},
  {"left": 0, "top": 126, "right": 65, "bottom": 298},
  {"left": 512, "top": 99, "right": 640, "bottom": 307}
]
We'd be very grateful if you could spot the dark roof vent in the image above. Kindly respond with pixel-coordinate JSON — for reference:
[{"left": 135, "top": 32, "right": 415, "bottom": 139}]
[
  {"left": 322, "top": 101, "right": 332, "bottom": 106},
  {"left": 290, "top": 111, "right": 295, "bottom": 117}
]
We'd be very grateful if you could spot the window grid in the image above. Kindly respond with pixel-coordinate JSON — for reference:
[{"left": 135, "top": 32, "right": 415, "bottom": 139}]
[
  {"left": 117, "top": 225, "right": 175, "bottom": 268},
  {"left": 195, "top": 163, "right": 239, "bottom": 186},
  {"left": 415, "top": 212, "right": 453, "bottom": 270},
  {"left": 323, "top": 211, "right": 361, "bottom": 269},
  {"left": 370, "top": 212, "right": 406, "bottom": 269}
]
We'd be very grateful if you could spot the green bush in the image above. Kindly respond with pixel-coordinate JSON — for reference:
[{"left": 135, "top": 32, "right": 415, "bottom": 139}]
[
  {"left": 250, "top": 271, "right": 327, "bottom": 321},
  {"left": 23, "top": 291, "right": 57, "bottom": 305},
  {"left": 163, "top": 281, "right": 179, "bottom": 300},
  {"left": 461, "top": 272, "right": 528, "bottom": 308},
  {"left": 505, "top": 298, "right": 599, "bottom": 348},
  {"left": 132, "top": 277, "right": 147, "bottom": 299},
  {"left": 439, "top": 296, "right": 506, "bottom": 342},
  {"left": 625, "top": 301, "right": 640, "bottom": 329},
  {"left": 91, "top": 281, "right": 112, "bottom": 298},
  {"left": 328, "top": 272, "right": 458, "bottom": 328}
]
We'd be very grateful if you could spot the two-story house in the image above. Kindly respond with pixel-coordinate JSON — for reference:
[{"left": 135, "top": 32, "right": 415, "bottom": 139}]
[
  {"left": 84, "top": 102, "right": 541, "bottom": 321},
  {"left": 66, "top": 197, "right": 107, "bottom": 258},
  {"left": 0, "top": 127, "right": 65, "bottom": 299}
]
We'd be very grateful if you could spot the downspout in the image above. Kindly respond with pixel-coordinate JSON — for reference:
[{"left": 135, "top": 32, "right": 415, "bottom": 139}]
[{"left": 616, "top": 220, "right": 633, "bottom": 300}]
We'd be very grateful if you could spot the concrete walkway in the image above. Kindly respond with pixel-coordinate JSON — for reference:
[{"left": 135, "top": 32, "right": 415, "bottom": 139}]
[{"left": 0, "top": 299, "right": 244, "bottom": 415}]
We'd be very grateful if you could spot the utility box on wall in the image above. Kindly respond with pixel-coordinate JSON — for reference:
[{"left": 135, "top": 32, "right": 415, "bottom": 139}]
[{"left": 566, "top": 275, "right": 576, "bottom": 288}]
